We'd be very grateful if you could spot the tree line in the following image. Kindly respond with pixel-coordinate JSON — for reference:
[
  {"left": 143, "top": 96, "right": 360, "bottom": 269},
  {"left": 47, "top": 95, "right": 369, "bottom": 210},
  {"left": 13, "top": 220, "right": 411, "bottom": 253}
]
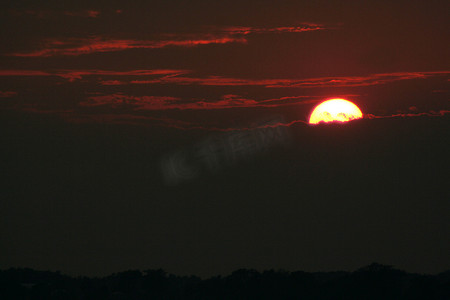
[{"left": 1, "top": 263, "right": 449, "bottom": 299}]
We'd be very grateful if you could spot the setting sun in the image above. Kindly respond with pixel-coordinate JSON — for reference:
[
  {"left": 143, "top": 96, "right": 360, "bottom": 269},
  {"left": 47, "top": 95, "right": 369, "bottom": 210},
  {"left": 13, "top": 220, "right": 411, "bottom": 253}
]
[{"left": 309, "top": 98, "right": 363, "bottom": 124}]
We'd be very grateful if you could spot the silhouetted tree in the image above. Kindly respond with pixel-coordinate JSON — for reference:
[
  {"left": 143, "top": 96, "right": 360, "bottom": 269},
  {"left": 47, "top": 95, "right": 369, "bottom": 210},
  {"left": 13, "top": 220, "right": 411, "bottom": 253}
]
[{"left": 1, "top": 264, "right": 449, "bottom": 300}]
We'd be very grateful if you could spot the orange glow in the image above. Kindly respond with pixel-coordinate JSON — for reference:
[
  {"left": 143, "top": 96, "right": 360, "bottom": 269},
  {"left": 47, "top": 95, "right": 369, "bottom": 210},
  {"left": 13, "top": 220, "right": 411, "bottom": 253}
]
[{"left": 309, "top": 98, "right": 363, "bottom": 124}]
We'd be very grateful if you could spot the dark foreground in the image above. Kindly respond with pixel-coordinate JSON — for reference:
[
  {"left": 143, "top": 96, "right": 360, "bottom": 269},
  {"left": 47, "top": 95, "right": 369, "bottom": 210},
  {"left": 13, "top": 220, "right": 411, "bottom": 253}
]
[{"left": 1, "top": 264, "right": 449, "bottom": 299}]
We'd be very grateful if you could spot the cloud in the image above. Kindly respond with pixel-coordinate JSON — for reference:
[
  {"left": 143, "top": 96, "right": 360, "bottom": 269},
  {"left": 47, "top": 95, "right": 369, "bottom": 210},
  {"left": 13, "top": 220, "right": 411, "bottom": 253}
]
[
  {"left": 0, "top": 69, "right": 187, "bottom": 82},
  {"left": 365, "top": 110, "right": 450, "bottom": 119},
  {"left": 222, "top": 23, "right": 326, "bottom": 35},
  {"left": 9, "top": 9, "right": 101, "bottom": 18},
  {"left": 128, "top": 71, "right": 450, "bottom": 88},
  {"left": 10, "top": 91, "right": 448, "bottom": 131},
  {"left": 7, "top": 23, "right": 326, "bottom": 57},
  {"left": 80, "top": 94, "right": 323, "bottom": 111},
  {"left": 8, "top": 37, "right": 247, "bottom": 57},
  {"left": 81, "top": 94, "right": 257, "bottom": 110},
  {"left": 13, "top": 99, "right": 306, "bottom": 131},
  {"left": 0, "top": 70, "right": 50, "bottom": 76},
  {"left": 1, "top": 69, "right": 447, "bottom": 88},
  {"left": 100, "top": 80, "right": 125, "bottom": 86},
  {"left": 80, "top": 94, "right": 182, "bottom": 110},
  {"left": 0, "top": 91, "right": 18, "bottom": 98}
]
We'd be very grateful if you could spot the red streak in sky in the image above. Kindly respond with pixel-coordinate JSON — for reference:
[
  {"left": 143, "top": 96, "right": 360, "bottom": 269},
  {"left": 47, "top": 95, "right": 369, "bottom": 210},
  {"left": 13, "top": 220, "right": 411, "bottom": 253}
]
[
  {"left": 128, "top": 71, "right": 450, "bottom": 88},
  {"left": 8, "top": 37, "right": 247, "bottom": 57},
  {"left": 0, "top": 69, "right": 188, "bottom": 81},
  {"left": 7, "top": 24, "right": 326, "bottom": 57}
]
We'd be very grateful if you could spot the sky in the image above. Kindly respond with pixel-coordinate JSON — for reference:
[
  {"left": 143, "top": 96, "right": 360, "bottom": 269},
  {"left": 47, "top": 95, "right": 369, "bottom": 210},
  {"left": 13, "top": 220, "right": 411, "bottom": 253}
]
[{"left": 0, "top": 0, "right": 449, "bottom": 277}]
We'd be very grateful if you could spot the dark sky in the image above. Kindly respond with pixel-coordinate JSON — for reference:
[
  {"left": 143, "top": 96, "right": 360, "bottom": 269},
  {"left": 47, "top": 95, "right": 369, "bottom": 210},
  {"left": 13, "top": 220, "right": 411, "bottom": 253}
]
[{"left": 0, "top": 0, "right": 449, "bottom": 278}]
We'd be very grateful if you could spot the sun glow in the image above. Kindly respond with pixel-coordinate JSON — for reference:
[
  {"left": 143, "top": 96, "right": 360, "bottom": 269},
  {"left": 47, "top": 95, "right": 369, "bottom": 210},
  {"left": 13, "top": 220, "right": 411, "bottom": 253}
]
[{"left": 309, "top": 98, "right": 363, "bottom": 124}]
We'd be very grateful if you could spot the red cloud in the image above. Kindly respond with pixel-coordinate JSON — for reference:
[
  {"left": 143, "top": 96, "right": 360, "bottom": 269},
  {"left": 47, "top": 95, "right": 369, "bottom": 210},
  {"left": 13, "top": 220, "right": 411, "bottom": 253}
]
[
  {"left": 80, "top": 94, "right": 181, "bottom": 110},
  {"left": 10, "top": 9, "right": 100, "bottom": 18},
  {"left": 0, "top": 70, "right": 50, "bottom": 76},
  {"left": 9, "top": 37, "right": 247, "bottom": 57},
  {"left": 0, "top": 69, "right": 187, "bottom": 82},
  {"left": 80, "top": 94, "right": 324, "bottom": 111},
  {"left": 222, "top": 23, "right": 326, "bottom": 35},
  {"left": 63, "top": 10, "right": 100, "bottom": 18},
  {"left": 100, "top": 80, "right": 125, "bottom": 86},
  {"left": 81, "top": 94, "right": 259, "bottom": 111},
  {"left": 8, "top": 23, "right": 326, "bottom": 57},
  {"left": 0, "top": 91, "right": 18, "bottom": 98},
  {"left": 129, "top": 71, "right": 450, "bottom": 88},
  {"left": 365, "top": 110, "right": 450, "bottom": 119},
  {"left": 87, "top": 10, "right": 100, "bottom": 18},
  {"left": 1, "top": 69, "right": 448, "bottom": 88}
]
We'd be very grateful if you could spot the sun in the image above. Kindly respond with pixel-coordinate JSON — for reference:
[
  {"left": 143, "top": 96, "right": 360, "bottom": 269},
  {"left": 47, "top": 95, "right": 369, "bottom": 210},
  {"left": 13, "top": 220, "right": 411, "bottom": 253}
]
[{"left": 309, "top": 98, "right": 363, "bottom": 124}]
